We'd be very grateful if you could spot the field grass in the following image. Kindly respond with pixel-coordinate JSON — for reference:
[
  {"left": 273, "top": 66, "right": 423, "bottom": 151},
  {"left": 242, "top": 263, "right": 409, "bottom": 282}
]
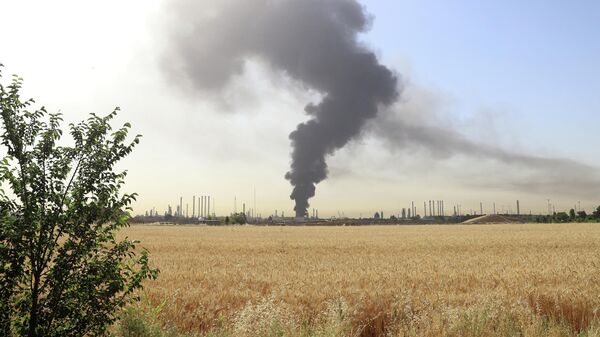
[{"left": 117, "top": 223, "right": 600, "bottom": 337}]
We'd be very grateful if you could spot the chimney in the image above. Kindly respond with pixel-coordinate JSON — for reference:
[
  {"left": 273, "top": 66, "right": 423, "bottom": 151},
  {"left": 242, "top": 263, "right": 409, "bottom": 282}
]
[
  {"left": 517, "top": 200, "right": 520, "bottom": 215},
  {"left": 208, "top": 196, "right": 211, "bottom": 217},
  {"left": 193, "top": 196, "right": 196, "bottom": 217}
]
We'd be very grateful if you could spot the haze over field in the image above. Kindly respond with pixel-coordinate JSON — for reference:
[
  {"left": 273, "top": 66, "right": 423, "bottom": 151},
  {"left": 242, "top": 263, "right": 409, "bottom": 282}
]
[{"left": 1, "top": 0, "right": 599, "bottom": 217}]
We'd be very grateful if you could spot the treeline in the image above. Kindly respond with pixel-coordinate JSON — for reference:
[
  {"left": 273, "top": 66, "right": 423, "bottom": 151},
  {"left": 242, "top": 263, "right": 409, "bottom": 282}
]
[{"left": 530, "top": 206, "right": 600, "bottom": 223}]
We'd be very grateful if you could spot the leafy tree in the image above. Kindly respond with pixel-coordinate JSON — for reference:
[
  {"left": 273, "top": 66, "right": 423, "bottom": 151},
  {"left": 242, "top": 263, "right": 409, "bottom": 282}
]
[
  {"left": 569, "top": 209, "right": 576, "bottom": 221},
  {"left": 593, "top": 206, "right": 600, "bottom": 219},
  {"left": 555, "top": 212, "right": 569, "bottom": 223},
  {"left": 577, "top": 211, "right": 587, "bottom": 220},
  {"left": 230, "top": 213, "right": 247, "bottom": 224},
  {"left": 0, "top": 66, "right": 158, "bottom": 337}
]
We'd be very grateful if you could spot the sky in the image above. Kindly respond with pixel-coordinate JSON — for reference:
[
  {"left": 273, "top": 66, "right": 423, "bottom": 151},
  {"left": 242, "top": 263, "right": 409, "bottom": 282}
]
[{"left": 0, "top": 0, "right": 599, "bottom": 217}]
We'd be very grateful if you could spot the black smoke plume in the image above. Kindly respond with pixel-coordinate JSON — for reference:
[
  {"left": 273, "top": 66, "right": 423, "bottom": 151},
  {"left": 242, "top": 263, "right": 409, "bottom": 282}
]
[{"left": 163, "top": 0, "right": 399, "bottom": 217}]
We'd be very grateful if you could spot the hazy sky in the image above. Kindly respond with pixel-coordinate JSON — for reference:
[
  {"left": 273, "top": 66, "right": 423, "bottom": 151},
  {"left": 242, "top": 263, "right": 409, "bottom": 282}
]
[{"left": 1, "top": 0, "right": 599, "bottom": 217}]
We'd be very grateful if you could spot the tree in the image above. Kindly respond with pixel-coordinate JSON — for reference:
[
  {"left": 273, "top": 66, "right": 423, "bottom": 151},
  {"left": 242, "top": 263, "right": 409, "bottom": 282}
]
[
  {"left": 555, "top": 212, "right": 569, "bottom": 223},
  {"left": 230, "top": 213, "right": 247, "bottom": 224},
  {"left": 569, "top": 208, "right": 576, "bottom": 221},
  {"left": 0, "top": 66, "right": 158, "bottom": 337},
  {"left": 593, "top": 206, "right": 600, "bottom": 219}
]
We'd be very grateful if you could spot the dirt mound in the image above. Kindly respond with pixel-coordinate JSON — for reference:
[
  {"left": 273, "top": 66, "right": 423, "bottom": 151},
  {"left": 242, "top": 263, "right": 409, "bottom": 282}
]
[{"left": 462, "top": 214, "right": 521, "bottom": 224}]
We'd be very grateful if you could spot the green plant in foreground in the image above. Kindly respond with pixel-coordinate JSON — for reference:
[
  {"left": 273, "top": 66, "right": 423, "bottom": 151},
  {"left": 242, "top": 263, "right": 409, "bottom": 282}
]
[{"left": 0, "top": 65, "right": 158, "bottom": 337}]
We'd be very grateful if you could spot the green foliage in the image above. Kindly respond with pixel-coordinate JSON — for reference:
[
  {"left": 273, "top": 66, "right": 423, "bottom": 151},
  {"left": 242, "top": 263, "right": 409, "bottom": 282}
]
[
  {"left": 0, "top": 66, "right": 158, "bottom": 337},
  {"left": 114, "top": 306, "right": 198, "bottom": 337},
  {"left": 555, "top": 212, "right": 570, "bottom": 223},
  {"left": 229, "top": 213, "right": 247, "bottom": 225},
  {"left": 593, "top": 206, "right": 600, "bottom": 220},
  {"left": 569, "top": 209, "right": 576, "bottom": 221},
  {"left": 115, "top": 307, "right": 166, "bottom": 337}
]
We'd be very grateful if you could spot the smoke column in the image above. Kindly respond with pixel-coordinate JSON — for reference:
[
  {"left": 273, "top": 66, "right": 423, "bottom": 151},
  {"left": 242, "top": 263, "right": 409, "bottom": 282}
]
[{"left": 163, "top": 0, "right": 399, "bottom": 217}]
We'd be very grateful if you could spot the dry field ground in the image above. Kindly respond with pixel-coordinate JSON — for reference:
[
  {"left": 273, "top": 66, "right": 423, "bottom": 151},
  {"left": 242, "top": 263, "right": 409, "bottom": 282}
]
[{"left": 119, "top": 224, "right": 600, "bottom": 337}]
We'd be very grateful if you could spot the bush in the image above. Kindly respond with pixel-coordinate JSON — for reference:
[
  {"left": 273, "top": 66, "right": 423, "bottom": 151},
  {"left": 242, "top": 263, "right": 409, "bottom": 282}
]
[{"left": 0, "top": 65, "right": 158, "bottom": 337}]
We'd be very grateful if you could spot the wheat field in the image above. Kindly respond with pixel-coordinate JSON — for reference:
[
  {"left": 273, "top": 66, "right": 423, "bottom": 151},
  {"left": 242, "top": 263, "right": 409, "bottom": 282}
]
[{"left": 119, "top": 223, "right": 600, "bottom": 337}]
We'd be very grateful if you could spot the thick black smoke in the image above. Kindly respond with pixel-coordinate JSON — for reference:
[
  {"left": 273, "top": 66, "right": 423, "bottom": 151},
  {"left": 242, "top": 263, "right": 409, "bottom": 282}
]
[{"left": 163, "top": 0, "right": 399, "bottom": 217}]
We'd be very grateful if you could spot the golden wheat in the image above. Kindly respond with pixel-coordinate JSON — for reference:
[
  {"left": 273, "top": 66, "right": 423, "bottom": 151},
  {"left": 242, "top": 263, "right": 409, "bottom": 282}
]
[{"left": 119, "top": 223, "right": 600, "bottom": 337}]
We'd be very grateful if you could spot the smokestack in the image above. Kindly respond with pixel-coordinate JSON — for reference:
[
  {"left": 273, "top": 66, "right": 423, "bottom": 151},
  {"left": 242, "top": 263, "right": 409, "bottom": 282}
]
[
  {"left": 208, "top": 196, "right": 211, "bottom": 217},
  {"left": 424, "top": 201, "right": 427, "bottom": 217},
  {"left": 517, "top": 200, "right": 520, "bottom": 215},
  {"left": 193, "top": 195, "right": 196, "bottom": 217},
  {"left": 180, "top": 197, "right": 182, "bottom": 217},
  {"left": 480, "top": 202, "right": 483, "bottom": 216}
]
